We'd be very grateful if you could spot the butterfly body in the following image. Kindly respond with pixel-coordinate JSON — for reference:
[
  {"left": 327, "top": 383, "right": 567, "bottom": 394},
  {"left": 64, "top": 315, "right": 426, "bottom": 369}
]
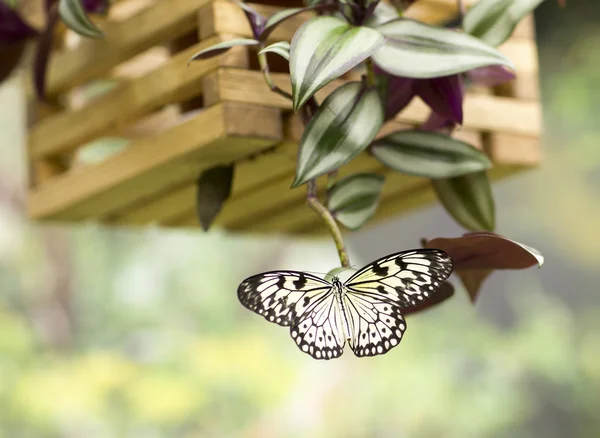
[
  {"left": 331, "top": 277, "right": 353, "bottom": 344},
  {"left": 238, "top": 249, "right": 453, "bottom": 360}
]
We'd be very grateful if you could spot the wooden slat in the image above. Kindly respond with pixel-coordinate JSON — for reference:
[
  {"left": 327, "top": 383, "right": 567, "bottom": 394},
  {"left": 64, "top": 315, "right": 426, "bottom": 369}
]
[
  {"left": 485, "top": 132, "right": 541, "bottom": 166},
  {"left": 27, "top": 102, "right": 283, "bottom": 221},
  {"left": 203, "top": 68, "right": 542, "bottom": 137},
  {"left": 38, "top": 0, "right": 210, "bottom": 97},
  {"left": 111, "top": 140, "right": 299, "bottom": 225},
  {"left": 203, "top": 0, "right": 482, "bottom": 42},
  {"left": 28, "top": 35, "right": 250, "bottom": 161},
  {"left": 115, "top": 116, "right": 412, "bottom": 227}
]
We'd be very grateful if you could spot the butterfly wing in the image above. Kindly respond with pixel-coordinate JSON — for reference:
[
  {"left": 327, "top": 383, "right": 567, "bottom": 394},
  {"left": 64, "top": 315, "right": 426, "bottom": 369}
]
[
  {"left": 238, "top": 271, "right": 346, "bottom": 359},
  {"left": 342, "top": 249, "right": 453, "bottom": 357},
  {"left": 290, "top": 292, "right": 346, "bottom": 360},
  {"left": 342, "top": 293, "right": 407, "bottom": 357}
]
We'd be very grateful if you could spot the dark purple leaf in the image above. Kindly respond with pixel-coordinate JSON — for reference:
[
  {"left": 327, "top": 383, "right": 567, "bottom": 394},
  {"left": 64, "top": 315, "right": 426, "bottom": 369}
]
[
  {"left": 420, "top": 111, "right": 456, "bottom": 133},
  {"left": 0, "top": 40, "right": 26, "bottom": 84},
  {"left": 374, "top": 63, "right": 416, "bottom": 121},
  {"left": 414, "top": 74, "right": 464, "bottom": 125},
  {"left": 33, "top": 5, "right": 60, "bottom": 100},
  {"left": 403, "top": 281, "right": 455, "bottom": 315},
  {"left": 231, "top": 0, "right": 266, "bottom": 38},
  {"left": 423, "top": 232, "right": 544, "bottom": 270},
  {"left": 0, "top": 2, "right": 39, "bottom": 84},
  {"left": 422, "top": 232, "right": 543, "bottom": 302},
  {"left": 196, "top": 165, "right": 235, "bottom": 231},
  {"left": 388, "top": 0, "right": 418, "bottom": 11},
  {"left": 82, "top": 0, "right": 109, "bottom": 14},
  {"left": 466, "top": 65, "right": 515, "bottom": 87},
  {"left": 46, "top": 0, "right": 109, "bottom": 14},
  {"left": 261, "top": 3, "right": 338, "bottom": 41},
  {"left": 0, "top": 2, "right": 39, "bottom": 43},
  {"left": 457, "top": 269, "right": 493, "bottom": 302}
]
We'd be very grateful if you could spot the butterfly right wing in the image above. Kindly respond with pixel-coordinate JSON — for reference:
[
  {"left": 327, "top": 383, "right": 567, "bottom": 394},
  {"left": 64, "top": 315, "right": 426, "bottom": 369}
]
[
  {"left": 237, "top": 271, "right": 345, "bottom": 360},
  {"left": 290, "top": 291, "right": 346, "bottom": 360}
]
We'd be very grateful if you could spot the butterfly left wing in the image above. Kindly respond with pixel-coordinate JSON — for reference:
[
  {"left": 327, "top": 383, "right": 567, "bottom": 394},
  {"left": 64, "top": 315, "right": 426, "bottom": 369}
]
[
  {"left": 238, "top": 271, "right": 346, "bottom": 360},
  {"left": 238, "top": 271, "right": 333, "bottom": 327},
  {"left": 342, "top": 249, "right": 453, "bottom": 357}
]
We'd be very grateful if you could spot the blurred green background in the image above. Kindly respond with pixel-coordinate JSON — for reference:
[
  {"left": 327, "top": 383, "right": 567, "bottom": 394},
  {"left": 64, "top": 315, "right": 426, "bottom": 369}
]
[{"left": 1, "top": 2, "right": 599, "bottom": 437}]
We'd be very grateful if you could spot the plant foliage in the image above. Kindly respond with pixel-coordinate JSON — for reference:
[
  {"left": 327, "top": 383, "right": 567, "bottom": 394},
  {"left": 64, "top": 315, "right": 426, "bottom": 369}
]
[{"left": 2, "top": 0, "right": 554, "bottom": 307}]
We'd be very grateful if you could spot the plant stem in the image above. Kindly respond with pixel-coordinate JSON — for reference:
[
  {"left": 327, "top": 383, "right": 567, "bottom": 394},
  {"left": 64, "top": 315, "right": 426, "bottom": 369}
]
[
  {"left": 258, "top": 46, "right": 350, "bottom": 268},
  {"left": 306, "top": 181, "right": 350, "bottom": 268},
  {"left": 365, "top": 57, "right": 376, "bottom": 87},
  {"left": 258, "top": 51, "right": 293, "bottom": 101}
]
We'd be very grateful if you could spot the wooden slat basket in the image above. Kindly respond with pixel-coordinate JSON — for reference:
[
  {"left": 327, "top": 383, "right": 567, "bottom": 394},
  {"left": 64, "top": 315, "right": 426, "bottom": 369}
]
[{"left": 25, "top": 0, "right": 543, "bottom": 235}]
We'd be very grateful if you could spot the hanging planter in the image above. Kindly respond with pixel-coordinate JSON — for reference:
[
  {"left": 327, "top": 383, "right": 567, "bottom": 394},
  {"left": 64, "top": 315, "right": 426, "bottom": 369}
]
[{"left": 19, "top": 0, "right": 542, "bottom": 235}]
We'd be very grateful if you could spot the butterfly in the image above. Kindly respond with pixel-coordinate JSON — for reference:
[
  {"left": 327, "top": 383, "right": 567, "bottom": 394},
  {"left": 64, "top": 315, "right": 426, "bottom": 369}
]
[{"left": 237, "top": 249, "right": 453, "bottom": 360}]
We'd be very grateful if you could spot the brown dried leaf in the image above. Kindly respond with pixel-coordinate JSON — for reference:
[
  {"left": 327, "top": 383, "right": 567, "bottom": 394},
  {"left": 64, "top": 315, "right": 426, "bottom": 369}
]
[
  {"left": 457, "top": 268, "right": 493, "bottom": 303},
  {"left": 423, "top": 232, "right": 544, "bottom": 270}
]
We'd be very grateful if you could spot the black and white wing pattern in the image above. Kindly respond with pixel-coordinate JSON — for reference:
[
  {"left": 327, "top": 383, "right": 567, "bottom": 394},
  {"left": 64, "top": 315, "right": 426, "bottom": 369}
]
[
  {"left": 237, "top": 249, "right": 454, "bottom": 360},
  {"left": 237, "top": 271, "right": 345, "bottom": 359},
  {"left": 343, "top": 249, "right": 453, "bottom": 357}
]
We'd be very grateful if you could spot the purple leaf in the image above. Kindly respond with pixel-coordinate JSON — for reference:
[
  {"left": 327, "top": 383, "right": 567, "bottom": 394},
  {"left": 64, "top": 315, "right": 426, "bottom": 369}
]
[
  {"left": 374, "top": 63, "right": 416, "bottom": 121},
  {"left": 82, "top": 0, "right": 109, "bottom": 14},
  {"left": 0, "top": 2, "right": 39, "bottom": 84},
  {"left": 467, "top": 65, "right": 515, "bottom": 87},
  {"left": 423, "top": 232, "right": 544, "bottom": 270},
  {"left": 0, "top": 2, "right": 39, "bottom": 43},
  {"left": 422, "top": 232, "right": 544, "bottom": 302},
  {"left": 457, "top": 269, "right": 493, "bottom": 302},
  {"left": 420, "top": 111, "right": 457, "bottom": 133},
  {"left": 231, "top": 0, "right": 266, "bottom": 38},
  {"left": 33, "top": 5, "right": 60, "bottom": 100},
  {"left": 415, "top": 74, "right": 464, "bottom": 125},
  {"left": 0, "top": 40, "right": 27, "bottom": 84},
  {"left": 46, "top": 0, "right": 108, "bottom": 14}
]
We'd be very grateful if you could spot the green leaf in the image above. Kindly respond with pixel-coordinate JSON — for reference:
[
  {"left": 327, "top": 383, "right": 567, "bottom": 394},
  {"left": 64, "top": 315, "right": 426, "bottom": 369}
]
[
  {"left": 432, "top": 171, "right": 495, "bottom": 232},
  {"left": 371, "top": 130, "right": 492, "bottom": 178},
  {"left": 258, "top": 41, "right": 290, "bottom": 60},
  {"left": 372, "top": 18, "right": 514, "bottom": 78},
  {"left": 328, "top": 173, "right": 385, "bottom": 230},
  {"left": 262, "top": 8, "right": 308, "bottom": 40},
  {"left": 292, "top": 82, "right": 384, "bottom": 187},
  {"left": 290, "top": 16, "right": 385, "bottom": 110},
  {"left": 196, "top": 165, "right": 235, "bottom": 231},
  {"left": 58, "top": 0, "right": 104, "bottom": 38},
  {"left": 188, "top": 39, "right": 259, "bottom": 63},
  {"left": 365, "top": 1, "right": 401, "bottom": 27},
  {"left": 463, "top": 0, "right": 545, "bottom": 47}
]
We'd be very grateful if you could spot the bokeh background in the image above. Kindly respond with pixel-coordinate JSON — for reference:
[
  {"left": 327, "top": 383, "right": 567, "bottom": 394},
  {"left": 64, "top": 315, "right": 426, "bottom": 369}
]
[{"left": 1, "top": 1, "right": 599, "bottom": 437}]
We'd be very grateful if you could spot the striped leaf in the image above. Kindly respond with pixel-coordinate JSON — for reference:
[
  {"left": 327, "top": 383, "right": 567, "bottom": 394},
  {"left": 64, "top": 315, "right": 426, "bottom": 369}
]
[
  {"left": 290, "top": 16, "right": 385, "bottom": 110},
  {"left": 463, "top": 0, "right": 546, "bottom": 47},
  {"left": 433, "top": 171, "right": 495, "bottom": 231},
  {"left": 371, "top": 130, "right": 492, "bottom": 178},
  {"left": 372, "top": 18, "right": 514, "bottom": 78},
  {"left": 292, "top": 82, "right": 384, "bottom": 187},
  {"left": 58, "top": 0, "right": 103, "bottom": 38}
]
